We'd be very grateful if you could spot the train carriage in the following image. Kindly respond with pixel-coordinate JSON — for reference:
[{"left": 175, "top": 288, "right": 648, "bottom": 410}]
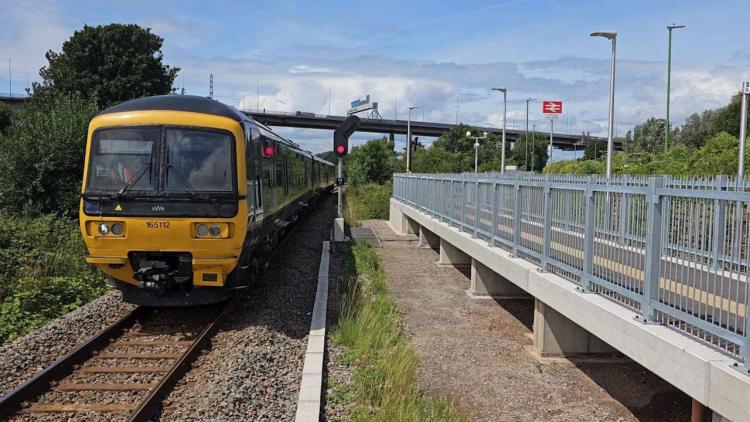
[{"left": 79, "top": 95, "right": 335, "bottom": 306}]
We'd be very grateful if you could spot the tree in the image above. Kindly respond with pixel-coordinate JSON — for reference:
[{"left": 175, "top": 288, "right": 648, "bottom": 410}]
[
  {"left": 673, "top": 110, "right": 716, "bottom": 149},
  {"left": 690, "top": 132, "right": 748, "bottom": 176},
  {"left": 710, "top": 94, "right": 743, "bottom": 139},
  {"left": 38, "top": 24, "right": 179, "bottom": 108},
  {"left": 346, "top": 138, "right": 396, "bottom": 186},
  {"left": 0, "top": 91, "right": 99, "bottom": 217},
  {"left": 509, "top": 133, "right": 548, "bottom": 171},
  {"left": 583, "top": 139, "right": 607, "bottom": 160},
  {"left": 0, "top": 102, "right": 11, "bottom": 133},
  {"left": 431, "top": 124, "right": 476, "bottom": 154},
  {"left": 633, "top": 117, "right": 667, "bottom": 153}
]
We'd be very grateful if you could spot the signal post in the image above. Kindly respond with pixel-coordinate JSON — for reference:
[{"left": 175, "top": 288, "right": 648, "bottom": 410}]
[{"left": 333, "top": 115, "right": 360, "bottom": 241}]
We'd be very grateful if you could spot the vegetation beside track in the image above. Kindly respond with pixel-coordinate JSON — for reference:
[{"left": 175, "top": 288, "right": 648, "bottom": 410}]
[
  {"left": 331, "top": 241, "right": 465, "bottom": 422},
  {"left": 0, "top": 23, "right": 176, "bottom": 346},
  {"left": 0, "top": 215, "right": 106, "bottom": 345},
  {"left": 344, "top": 182, "right": 392, "bottom": 224}
]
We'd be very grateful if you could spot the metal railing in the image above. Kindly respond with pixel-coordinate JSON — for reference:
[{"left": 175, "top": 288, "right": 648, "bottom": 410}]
[{"left": 394, "top": 172, "right": 750, "bottom": 363}]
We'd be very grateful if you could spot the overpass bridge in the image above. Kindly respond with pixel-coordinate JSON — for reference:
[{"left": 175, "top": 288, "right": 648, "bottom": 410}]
[
  {"left": 0, "top": 94, "right": 28, "bottom": 111},
  {"left": 246, "top": 110, "right": 618, "bottom": 151},
  {"left": 390, "top": 172, "right": 750, "bottom": 421},
  {"left": 0, "top": 94, "right": 617, "bottom": 151}
]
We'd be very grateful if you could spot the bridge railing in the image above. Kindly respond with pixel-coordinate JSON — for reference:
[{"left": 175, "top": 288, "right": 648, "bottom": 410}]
[{"left": 393, "top": 172, "right": 750, "bottom": 363}]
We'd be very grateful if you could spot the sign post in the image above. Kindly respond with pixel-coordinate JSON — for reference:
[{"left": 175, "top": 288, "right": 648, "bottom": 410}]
[{"left": 542, "top": 101, "right": 563, "bottom": 164}]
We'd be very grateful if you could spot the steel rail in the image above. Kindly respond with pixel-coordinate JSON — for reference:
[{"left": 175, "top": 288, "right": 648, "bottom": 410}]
[
  {"left": 0, "top": 306, "right": 147, "bottom": 418},
  {"left": 128, "top": 298, "right": 238, "bottom": 422}
]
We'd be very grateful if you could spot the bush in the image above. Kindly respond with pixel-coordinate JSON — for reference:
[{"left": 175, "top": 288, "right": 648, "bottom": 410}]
[
  {"left": 346, "top": 182, "right": 392, "bottom": 224},
  {"left": 0, "top": 214, "right": 106, "bottom": 344},
  {"left": 0, "top": 102, "right": 11, "bottom": 133},
  {"left": 0, "top": 91, "right": 98, "bottom": 217},
  {"left": 545, "top": 132, "right": 749, "bottom": 177}
]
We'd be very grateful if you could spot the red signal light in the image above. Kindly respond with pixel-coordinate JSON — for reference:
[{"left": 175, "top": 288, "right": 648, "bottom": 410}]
[
  {"left": 262, "top": 145, "right": 275, "bottom": 157},
  {"left": 335, "top": 145, "right": 346, "bottom": 155}
]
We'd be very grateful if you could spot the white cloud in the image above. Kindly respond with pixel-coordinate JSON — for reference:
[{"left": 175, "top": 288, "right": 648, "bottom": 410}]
[{"left": 3, "top": 2, "right": 750, "bottom": 155}]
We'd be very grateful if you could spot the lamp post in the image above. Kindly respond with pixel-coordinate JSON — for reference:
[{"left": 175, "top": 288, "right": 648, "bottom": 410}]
[
  {"left": 468, "top": 131, "right": 488, "bottom": 173},
  {"left": 665, "top": 24, "right": 686, "bottom": 154},
  {"left": 492, "top": 88, "right": 508, "bottom": 173},
  {"left": 407, "top": 106, "right": 418, "bottom": 173},
  {"left": 740, "top": 82, "right": 750, "bottom": 179},
  {"left": 591, "top": 31, "right": 617, "bottom": 179},
  {"left": 531, "top": 124, "right": 537, "bottom": 171},
  {"left": 525, "top": 98, "right": 535, "bottom": 171}
]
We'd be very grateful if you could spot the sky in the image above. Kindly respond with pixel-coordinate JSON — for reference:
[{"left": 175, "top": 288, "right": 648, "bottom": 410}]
[{"left": 1, "top": 0, "right": 749, "bottom": 157}]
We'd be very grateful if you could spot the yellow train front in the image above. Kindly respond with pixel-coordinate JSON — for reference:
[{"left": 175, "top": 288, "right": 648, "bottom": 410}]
[{"left": 79, "top": 95, "right": 335, "bottom": 306}]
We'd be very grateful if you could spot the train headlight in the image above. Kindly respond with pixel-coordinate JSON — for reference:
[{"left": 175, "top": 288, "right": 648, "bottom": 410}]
[
  {"left": 98, "top": 223, "right": 110, "bottom": 235},
  {"left": 110, "top": 222, "right": 124, "bottom": 236},
  {"left": 194, "top": 222, "right": 230, "bottom": 239}
]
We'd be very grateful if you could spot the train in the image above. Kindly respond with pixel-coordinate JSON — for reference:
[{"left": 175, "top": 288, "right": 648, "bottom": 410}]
[{"left": 79, "top": 95, "right": 336, "bottom": 306}]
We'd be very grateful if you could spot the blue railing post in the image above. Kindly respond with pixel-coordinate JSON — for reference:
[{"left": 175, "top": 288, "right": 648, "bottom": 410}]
[
  {"left": 710, "top": 176, "right": 727, "bottom": 269},
  {"left": 542, "top": 177, "right": 552, "bottom": 271},
  {"left": 461, "top": 179, "right": 467, "bottom": 232},
  {"left": 474, "top": 180, "right": 480, "bottom": 238},
  {"left": 618, "top": 176, "right": 628, "bottom": 243},
  {"left": 581, "top": 176, "right": 595, "bottom": 291},
  {"left": 449, "top": 180, "right": 455, "bottom": 227},
  {"left": 490, "top": 181, "right": 498, "bottom": 247},
  {"left": 512, "top": 180, "right": 521, "bottom": 256},
  {"left": 641, "top": 177, "right": 665, "bottom": 322}
]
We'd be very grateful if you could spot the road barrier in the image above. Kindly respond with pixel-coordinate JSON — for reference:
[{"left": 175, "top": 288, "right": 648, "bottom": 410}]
[{"left": 394, "top": 172, "right": 750, "bottom": 364}]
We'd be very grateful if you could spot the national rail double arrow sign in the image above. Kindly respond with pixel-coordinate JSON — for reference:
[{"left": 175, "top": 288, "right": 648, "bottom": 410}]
[{"left": 542, "top": 100, "right": 563, "bottom": 119}]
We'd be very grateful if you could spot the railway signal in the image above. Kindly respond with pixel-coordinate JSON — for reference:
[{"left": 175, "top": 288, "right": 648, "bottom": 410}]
[
  {"left": 333, "top": 115, "right": 360, "bottom": 157},
  {"left": 333, "top": 116, "right": 360, "bottom": 227}
]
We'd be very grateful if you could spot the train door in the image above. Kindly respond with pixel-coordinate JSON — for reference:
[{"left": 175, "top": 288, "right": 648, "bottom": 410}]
[{"left": 244, "top": 123, "right": 262, "bottom": 220}]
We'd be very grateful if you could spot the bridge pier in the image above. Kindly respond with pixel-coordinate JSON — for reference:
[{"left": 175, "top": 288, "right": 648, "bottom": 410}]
[
  {"left": 438, "top": 239, "right": 470, "bottom": 267},
  {"left": 468, "top": 259, "right": 530, "bottom": 300},
  {"left": 389, "top": 199, "right": 419, "bottom": 235},
  {"left": 533, "top": 299, "right": 618, "bottom": 358},
  {"left": 418, "top": 227, "right": 440, "bottom": 249}
]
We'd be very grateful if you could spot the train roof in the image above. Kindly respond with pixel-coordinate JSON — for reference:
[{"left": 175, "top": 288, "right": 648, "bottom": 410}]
[
  {"left": 97, "top": 95, "right": 335, "bottom": 167},
  {"left": 98, "top": 95, "right": 249, "bottom": 122}
]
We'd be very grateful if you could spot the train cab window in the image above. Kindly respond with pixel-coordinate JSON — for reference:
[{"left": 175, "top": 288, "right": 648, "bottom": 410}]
[
  {"left": 87, "top": 127, "right": 158, "bottom": 192},
  {"left": 165, "top": 128, "right": 234, "bottom": 192}
]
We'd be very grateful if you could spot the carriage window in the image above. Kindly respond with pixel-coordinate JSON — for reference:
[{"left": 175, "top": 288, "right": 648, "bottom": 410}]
[{"left": 87, "top": 127, "right": 158, "bottom": 191}]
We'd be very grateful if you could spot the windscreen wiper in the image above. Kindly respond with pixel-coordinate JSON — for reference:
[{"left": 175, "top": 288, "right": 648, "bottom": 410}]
[
  {"left": 116, "top": 162, "right": 151, "bottom": 198},
  {"left": 167, "top": 164, "right": 207, "bottom": 199}
]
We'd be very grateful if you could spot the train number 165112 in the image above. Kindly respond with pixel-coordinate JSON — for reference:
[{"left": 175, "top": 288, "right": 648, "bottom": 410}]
[{"left": 145, "top": 221, "right": 171, "bottom": 229}]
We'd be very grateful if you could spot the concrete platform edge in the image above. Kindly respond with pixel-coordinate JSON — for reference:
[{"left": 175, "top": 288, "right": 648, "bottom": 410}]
[{"left": 295, "top": 241, "right": 330, "bottom": 422}]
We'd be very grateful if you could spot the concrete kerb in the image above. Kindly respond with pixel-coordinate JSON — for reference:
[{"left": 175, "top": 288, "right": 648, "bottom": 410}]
[
  {"left": 295, "top": 241, "right": 330, "bottom": 422},
  {"left": 390, "top": 198, "right": 750, "bottom": 422}
]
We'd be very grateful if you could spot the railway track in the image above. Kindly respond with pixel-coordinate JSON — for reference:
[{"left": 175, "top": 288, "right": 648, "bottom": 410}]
[{"left": 0, "top": 298, "right": 237, "bottom": 421}]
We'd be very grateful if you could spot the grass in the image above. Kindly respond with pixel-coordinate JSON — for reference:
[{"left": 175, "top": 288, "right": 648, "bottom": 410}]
[{"left": 331, "top": 241, "right": 466, "bottom": 422}]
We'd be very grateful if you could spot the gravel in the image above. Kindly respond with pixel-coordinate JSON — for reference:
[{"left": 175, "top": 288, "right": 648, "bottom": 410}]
[
  {"left": 159, "top": 193, "right": 336, "bottom": 421},
  {"left": 322, "top": 243, "right": 353, "bottom": 422},
  {"left": 0, "top": 290, "right": 137, "bottom": 398},
  {"left": 361, "top": 218, "right": 695, "bottom": 422}
]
